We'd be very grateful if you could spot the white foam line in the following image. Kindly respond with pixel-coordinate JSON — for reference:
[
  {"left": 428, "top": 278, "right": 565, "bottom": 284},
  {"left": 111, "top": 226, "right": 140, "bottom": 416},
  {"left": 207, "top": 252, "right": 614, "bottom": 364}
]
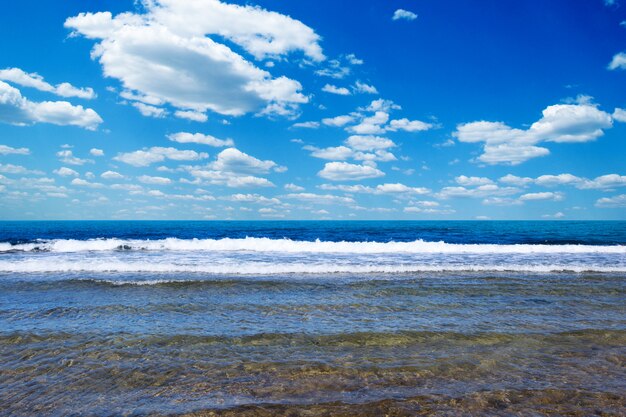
[
  {"left": 0, "top": 237, "right": 624, "bottom": 254},
  {"left": 0, "top": 261, "right": 624, "bottom": 274}
]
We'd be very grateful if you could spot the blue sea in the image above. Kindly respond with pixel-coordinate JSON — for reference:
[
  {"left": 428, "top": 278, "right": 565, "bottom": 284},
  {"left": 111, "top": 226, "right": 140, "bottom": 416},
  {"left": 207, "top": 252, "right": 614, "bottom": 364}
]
[{"left": 1, "top": 221, "right": 625, "bottom": 416}]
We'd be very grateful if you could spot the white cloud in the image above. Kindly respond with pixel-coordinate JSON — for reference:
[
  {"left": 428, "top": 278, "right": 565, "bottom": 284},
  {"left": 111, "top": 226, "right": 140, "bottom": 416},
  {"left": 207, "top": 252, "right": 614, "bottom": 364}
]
[
  {"left": 352, "top": 81, "right": 378, "bottom": 95},
  {"left": 347, "top": 111, "right": 389, "bottom": 134},
  {"left": 188, "top": 169, "right": 275, "bottom": 187},
  {"left": 223, "top": 193, "right": 280, "bottom": 204},
  {"left": 132, "top": 102, "right": 168, "bottom": 118},
  {"left": 0, "top": 164, "right": 42, "bottom": 175},
  {"left": 185, "top": 147, "right": 281, "bottom": 188},
  {"left": 138, "top": 175, "right": 172, "bottom": 185},
  {"left": 608, "top": 52, "right": 626, "bottom": 70},
  {"left": 322, "top": 84, "right": 351, "bottom": 95},
  {"left": 0, "top": 67, "right": 96, "bottom": 99},
  {"left": 392, "top": 9, "right": 418, "bottom": 21},
  {"left": 304, "top": 145, "right": 354, "bottom": 160},
  {"left": 53, "top": 167, "right": 79, "bottom": 177},
  {"left": 65, "top": 0, "right": 320, "bottom": 117},
  {"left": 0, "top": 144, "right": 29, "bottom": 155},
  {"left": 345, "top": 54, "right": 363, "bottom": 65},
  {"left": 322, "top": 115, "right": 355, "bottom": 127},
  {"left": 71, "top": 178, "right": 104, "bottom": 188},
  {"left": 114, "top": 147, "right": 209, "bottom": 166},
  {"left": 89, "top": 148, "right": 104, "bottom": 156},
  {"left": 534, "top": 173, "right": 581, "bottom": 187},
  {"left": 498, "top": 174, "right": 533, "bottom": 186},
  {"left": 292, "top": 121, "right": 320, "bottom": 129},
  {"left": 56, "top": 150, "right": 94, "bottom": 166},
  {"left": 320, "top": 183, "right": 428, "bottom": 195},
  {"left": 345, "top": 135, "right": 395, "bottom": 151},
  {"left": 284, "top": 183, "right": 305, "bottom": 192},
  {"left": 174, "top": 110, "right": 208, "bottom": 122},
  {"left": 0, "top": 81, "right": 102, "bottom": 130},
  {"left": 210, "top": 147, "right": 278, "bottom": 174},
  {"left": 596, "top": 194, "right": 626, "bottom": 207},
  {"left": 436, "top": 184, "right": 519, "bottom": 199},
  {"left": 455, "top": 175, "right": 494, "bottom": 186},
  {"left": 101, "top": 170, "right": 124, "bottom": 179},
  {"left": 613, "top": 108, "right": 626, "bottom": 122},
  {"left": 318, "top": 161, "right": 385, "bottom": 181},
  {"left": 387, "top": 118, "right": 433, "bottom": 132},
  {"left": 168, "top": 132, "right": 234, "bottom": 147},
  {"left": 314, "top": 59, "right": 350, "bottom": 79},
  {"left": 454, "top": 103, "right": 613, "bottom": 165},
  {"left": 283, "top": 192, "right": 354, "bottom": 204},
  {"left": 519, "top": 192, "right": 564, "bottom": 201}
]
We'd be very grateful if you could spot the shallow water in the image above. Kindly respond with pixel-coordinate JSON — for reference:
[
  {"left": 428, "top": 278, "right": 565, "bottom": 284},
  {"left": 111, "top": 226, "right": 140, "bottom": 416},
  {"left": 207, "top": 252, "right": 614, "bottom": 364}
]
[{"left": 0, "top": 221, "right": 624, "bottom": 416}]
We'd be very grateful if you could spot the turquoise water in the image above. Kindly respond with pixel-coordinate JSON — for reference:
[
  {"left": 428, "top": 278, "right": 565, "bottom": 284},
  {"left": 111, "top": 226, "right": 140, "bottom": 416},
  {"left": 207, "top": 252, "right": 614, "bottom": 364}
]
[{"left": 0, "top": 221, "right": 625, "bottom": 415}]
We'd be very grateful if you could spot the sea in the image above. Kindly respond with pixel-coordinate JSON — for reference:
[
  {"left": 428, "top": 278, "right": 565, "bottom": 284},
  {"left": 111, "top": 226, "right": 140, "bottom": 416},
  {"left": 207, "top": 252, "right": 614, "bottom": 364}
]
[{"left": 0, "top": 220, "right": 624, "bottom": 416}]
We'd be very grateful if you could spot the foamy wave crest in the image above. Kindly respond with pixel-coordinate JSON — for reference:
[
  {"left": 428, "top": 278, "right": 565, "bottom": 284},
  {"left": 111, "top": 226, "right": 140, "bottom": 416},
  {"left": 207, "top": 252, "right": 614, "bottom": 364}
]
[
  {"left": 0, "top": 237, "right": 624, "bottom": 254},
  {"left": 0, "top": 260, "right": 624, "bottom": 274}
]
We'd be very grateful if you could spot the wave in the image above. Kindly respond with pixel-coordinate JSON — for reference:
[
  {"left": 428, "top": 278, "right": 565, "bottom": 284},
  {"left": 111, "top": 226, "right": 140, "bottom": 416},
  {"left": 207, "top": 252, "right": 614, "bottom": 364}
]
[
  {"left": 1, "top": 237, "right": 625, "bottom": 254},
  {"left": 1, "top": 260, "right": 624, "bottom": 274}
]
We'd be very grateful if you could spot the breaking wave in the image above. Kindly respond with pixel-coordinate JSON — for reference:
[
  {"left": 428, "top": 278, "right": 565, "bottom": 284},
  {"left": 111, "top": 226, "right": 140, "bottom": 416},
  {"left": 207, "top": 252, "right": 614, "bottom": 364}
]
[{"left": 0, "top": 237, "right": 624, "bottom": 254}]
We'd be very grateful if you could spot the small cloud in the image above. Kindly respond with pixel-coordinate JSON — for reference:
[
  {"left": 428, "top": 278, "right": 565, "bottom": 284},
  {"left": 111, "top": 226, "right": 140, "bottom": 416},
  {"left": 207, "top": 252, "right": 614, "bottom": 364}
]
[
  {"left": 392, "top": 9, "right": 418, "bottom": 21},
  {"left": 322, "top": 84, "right": 351, "bottom": 95}
]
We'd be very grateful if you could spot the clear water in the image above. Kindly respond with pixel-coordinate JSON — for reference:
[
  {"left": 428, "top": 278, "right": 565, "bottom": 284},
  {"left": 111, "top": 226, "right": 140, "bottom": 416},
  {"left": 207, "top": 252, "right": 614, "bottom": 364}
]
[{"left": 1, "top": 221, "right": 625, "bottom": 416}]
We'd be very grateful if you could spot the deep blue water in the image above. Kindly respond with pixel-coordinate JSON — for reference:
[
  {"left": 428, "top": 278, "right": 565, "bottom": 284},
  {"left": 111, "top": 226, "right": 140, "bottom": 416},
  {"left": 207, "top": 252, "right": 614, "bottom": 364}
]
[{"left": 1, "top": 220, "right": 625, "bottom": 244}]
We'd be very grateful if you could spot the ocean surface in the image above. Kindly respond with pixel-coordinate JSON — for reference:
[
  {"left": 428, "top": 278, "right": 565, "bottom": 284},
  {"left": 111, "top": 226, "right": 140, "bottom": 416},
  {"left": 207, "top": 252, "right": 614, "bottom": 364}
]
[{"left": 1, "top": 221, "right": 625, "bottom": 416}]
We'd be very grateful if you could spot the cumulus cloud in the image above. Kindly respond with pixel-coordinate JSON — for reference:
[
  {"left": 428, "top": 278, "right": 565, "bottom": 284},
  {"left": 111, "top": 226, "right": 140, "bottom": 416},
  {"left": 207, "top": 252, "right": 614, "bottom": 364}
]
[
  {"left": 613, "top": 108, "right": 626, "bottom": 122},
  {"left": 392, "top": 9, "right": 418, "bottom": 21},
  {"left": 596, "top": 194, "right": 626, "bottom": 208},
  {"left": 0, "top": 144, "right": 29, "bottom": 155},
  {"left": 455, "top": 175, "right": 494, "bottom": 187},
  {"left": 0, "top": 81, "right": 103, "bottom": 130},
  {"left": 101, "top": 170, "right": 124, "bottom": 179},
  {"left": 283, "top": 192, "right": 354, "bottom": 204},
  {"left": 608, "top": 52, "right": 626, "bottom": 70},
  {"left": 168, "top": 132, "right": 234, "bottom": 147},
  {"left": 322, "top": 84, "right": 351, "bottom": 95},
  {"left": 322, "top": 115, "right": 355, "bottom": 127},
  {"left": 53, "top": 167, "right": 80, "bottom": 177},
  {"left": 210, "top": 148, "right": 278, "bottom": 174},
  {"left": 387, "top": 118, "right": 433, "bottom": 132},
  {"left": 56, "top": 150, "right": 94, "bottom": 166},
  {"left": 352, "top": 81, "right": 378, "bottom": 95},
  {"left": 174, "top": 110, "right": 208, "bottom": 122},
  {"left": 114, "top": 147, "right": 209, "bottom": 166},
  {"left": 320, "top": 183, "right": 428, "bottom": 195},
  {"left": 436, "top": 184, "right": 520, "bottom": 199},
  {"left": 317, "top": 161, "right": 385, "bottom": 181},
  {"left": 499, "top": 173, "right": 626, "bottom": 190},
  {"left": 454, "top": 103, "right": 614, "bottom": 165},
  {"left": 65, "top": 0, "right": 322, "bottom": 117},
  {"left": 345, "top": 135, "right": 395, "bottom": 151},
  {"left": 304, "top": 145, "right": 354, "bottom": 160},
  {"left": 0, "top": 67, "right": 96, "bottom": 99},
  {"left": 292, "top": 121, "right": 320, "bottom": 129},
  {"left": 71, "top": 178, "right": 104, "bottom": 188},
  {"left": 0, "top": 164, "right": 42, "bottom": 175},
  {"left": 186, "top": 147, "right": 282, "bottom": 188},
  {"left": 138, "top": 175, "right": 172, "bottom": 185},
  {"left": 132, "top": 102, "right": 167, "bottom": 118},
  {"left": 519, "top": 191, "right": 564, "bottom": 201},
  {"left": 90, "top": 148, "right": 104, "bottom": 156},
  {"left": 284, "top": 183, "right": 304, "bottom": 192}
]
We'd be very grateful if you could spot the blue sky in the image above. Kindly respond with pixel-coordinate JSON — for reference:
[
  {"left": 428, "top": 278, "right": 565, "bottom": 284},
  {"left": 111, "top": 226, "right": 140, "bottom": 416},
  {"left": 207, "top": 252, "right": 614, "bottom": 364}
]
[{"left": 0, "top": 0, "right": 625, "bottom": 220}]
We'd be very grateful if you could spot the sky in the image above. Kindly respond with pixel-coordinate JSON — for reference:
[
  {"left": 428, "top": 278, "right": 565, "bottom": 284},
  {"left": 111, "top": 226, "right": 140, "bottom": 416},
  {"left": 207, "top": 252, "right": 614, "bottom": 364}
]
[{"left": 0, "top": 0, "right": 625, "bottom": 220}]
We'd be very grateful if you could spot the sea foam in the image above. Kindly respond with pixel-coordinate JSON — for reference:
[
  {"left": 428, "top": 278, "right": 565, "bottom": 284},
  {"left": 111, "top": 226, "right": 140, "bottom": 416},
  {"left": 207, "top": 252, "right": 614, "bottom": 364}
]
[{"left": 0, "top": 237, "right": 624, "bottom": 254}]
